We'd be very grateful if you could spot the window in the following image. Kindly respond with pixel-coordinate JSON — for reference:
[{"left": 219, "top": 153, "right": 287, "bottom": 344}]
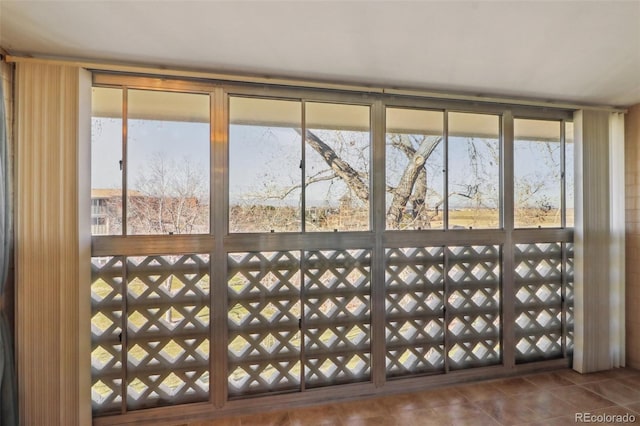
[
  {"left": 127, "top": 90, "right": 210, "bottom": 235},
  {"left": 91, "top": 87, "right": 123, "bottom": 235},
  {"left": 448, "top": 112, "right": 500, "bottom": 229},
  {"left": 566, "top": 122, "right": 574, "bottom": 227},
  {"left": 386, "top": 108, "right": 444, "bottom": 230},
  {"left": 305, "top": 102, "right": 370, "bottom": 232},
  {"left": 90, "top": 73, "right": 575, "bottom": 421},
  {"left": 229, "top": 97, "right": 302, "bottom": 233},
  {"left": 228, "top": 99, "right": 371, "bottom": 233},
  {"left": 514, "top": 119, "right": 562, "bottom": 228}
]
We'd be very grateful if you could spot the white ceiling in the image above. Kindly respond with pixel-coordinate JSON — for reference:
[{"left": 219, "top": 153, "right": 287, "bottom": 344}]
[{"left": 1, "top": 1, "right": 639, "bottom": 107}]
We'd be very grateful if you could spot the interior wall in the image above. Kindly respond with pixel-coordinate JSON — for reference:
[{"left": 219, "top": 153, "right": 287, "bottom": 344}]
[
  {"left": 14, "top": 62, "right": 91, "bottom": 426},
  {"left": 626, "top": 104, "right": 640, "bottom": 368}
]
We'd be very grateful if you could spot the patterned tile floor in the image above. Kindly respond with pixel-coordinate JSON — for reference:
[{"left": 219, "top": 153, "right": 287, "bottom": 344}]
[{"left": 184, "top": 368, "right": 640, "bottom": 426}]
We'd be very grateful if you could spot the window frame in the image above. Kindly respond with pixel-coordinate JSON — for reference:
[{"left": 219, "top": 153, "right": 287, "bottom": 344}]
[{"left": 90, "top": 72, "right": 575, "bottom": 421}]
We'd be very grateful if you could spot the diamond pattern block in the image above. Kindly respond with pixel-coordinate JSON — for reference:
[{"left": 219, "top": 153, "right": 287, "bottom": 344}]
[
  {"left": 304, "top": 249, "right": 371, "bottom": 388},
  {"left": 91, "top": 256, "right": 125, "bottom": 415},
  {"left": 385, "top": 247, "right": 445, "bottom": 377},
  {"left": 447, "top": 246, "right": 501, "bottom": 370},
  {"left": 227, "top": 251, "right": 301, "bottom": 396},
  {"left": 125, "top": 254, "right": 210, "bottom": 410},
  {"left": 514, "top": 243, "right": 563, "bottom": 363}
]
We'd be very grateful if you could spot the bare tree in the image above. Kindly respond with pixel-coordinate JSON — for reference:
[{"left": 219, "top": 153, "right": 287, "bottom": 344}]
[
  {"left": 232, "top": 125, "right": 561, "bottom": 232},
  {"left": 127, "top": 153, "right": 209, "bottom": 234}
]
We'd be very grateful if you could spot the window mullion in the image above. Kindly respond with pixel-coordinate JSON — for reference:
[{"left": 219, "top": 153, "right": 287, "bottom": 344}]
[
  {"left": 122, "top": 87, "right": 128, "bottom": 236},
  {"left": 502, "top": 110, "right": 515, "bottom": 369},
  {"left": 301, "top": 101, "right": 307, "bottom": 233}
]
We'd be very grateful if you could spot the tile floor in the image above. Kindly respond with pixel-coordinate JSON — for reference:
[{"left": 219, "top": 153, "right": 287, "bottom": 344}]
[{"left": 185, "top": 368, "right": 640, "bottom": 426}]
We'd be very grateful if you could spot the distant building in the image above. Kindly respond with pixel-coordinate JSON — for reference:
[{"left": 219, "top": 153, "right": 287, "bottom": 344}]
[
  {"left": 91, "top": 189, "right": 121, "bottom": 235},
  {"left": 91, "top": 189, "right": 204, "bottom": 235},
  {"left": 91, "top": 189, "right": 143, "bottom": 235}
]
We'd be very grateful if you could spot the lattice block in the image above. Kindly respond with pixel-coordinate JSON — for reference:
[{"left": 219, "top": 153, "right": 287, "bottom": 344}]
[
  {"left": 386, "top": 318, "right": 444, "bottom": 377},
  {"left": 385, "top": 247, "right": 445, "bottom": 377},
  {"left": 448, "top": 339, "right": 500, "bottom": 369},
  {"left": 386, "top": 247, "right": 444, "bottom": 315},
  {"left": 128, "top": 255, "right": 210, "bottom": 304},
  {"left": 229, "top": 251, "right": 300, "bottom": 297},
  {"left": 387, "top": 318, "right": 444, "bottom": 344},
  {"left": 566, "top": 243, "right": 574, "bottom": 353},
  {"left": 305, "top": 353, "right": 370, "bottom": 387},
  {"left": 127, "top": 368, "right": 209, "bottom": 410},
  {"left": 515, "top": 332, "right": 562, "bottom": 360},
  {"left": 386, "top": 247, "right": 444, "bottom": 288},
  {"left": 447, "top": 246, "right": 501, "bottom": 370},
  {"left": 227, "top": 251, "right": 301, "bottom": 396},
  {"left": 229, "top": 360, "right": 301, "bottom": 395},
  {"left": 514, "top": 243, "right": 564, "bottom": 363},
  {"left": 515, "top": 243, "right": 562, "bottom": 282},
  {"left": 386, "top": 345, "right": 444, "bottom": 377},
  {"left": 91, "top": 256, "right": 124, "bottom": 415},
  {"left": 92, "top": 377, "right": 122, "bottom": 415},
  {"left": 126, "top": 254, "right": 210, "bottom": 409},
  {"left": 304, "top": 250, "right": 371, "bottom": 388}
]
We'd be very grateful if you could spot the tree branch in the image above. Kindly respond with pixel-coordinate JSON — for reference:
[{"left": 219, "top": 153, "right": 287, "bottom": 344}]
[{"left": 299, "top": 129, "right": 370, "bottom": 202}]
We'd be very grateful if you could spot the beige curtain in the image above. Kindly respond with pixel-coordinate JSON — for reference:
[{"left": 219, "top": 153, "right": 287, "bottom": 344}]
[
  {"left": 609, "top": 112, "right": 625, "bottom": 368},
  {"left": 0, "top": 58, "right": 18, "bottom": 426},
  {"left": 573, "top": 110, "right": 625, "bottom": 373}
]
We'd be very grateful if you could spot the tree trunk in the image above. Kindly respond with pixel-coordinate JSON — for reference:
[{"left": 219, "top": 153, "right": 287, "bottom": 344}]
[
  {"left": 410, "top": 168, "right": 430, "bottom": 226},
  {"left": 387, "top": 136, "right": 442, "bottom": 228}
]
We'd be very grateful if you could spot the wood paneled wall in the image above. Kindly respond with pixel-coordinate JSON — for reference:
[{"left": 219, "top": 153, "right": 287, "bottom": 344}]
[
  {"left": 626, "top": 104, "right": 640, "bottom": 368},
  {"left": 15, "top": 63, "right": 91, "bottom": 426}
]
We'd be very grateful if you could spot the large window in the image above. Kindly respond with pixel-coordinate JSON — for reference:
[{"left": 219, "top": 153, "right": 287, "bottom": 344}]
[{"left": 91, "top": 74, "right": 575, "bottom": 422}]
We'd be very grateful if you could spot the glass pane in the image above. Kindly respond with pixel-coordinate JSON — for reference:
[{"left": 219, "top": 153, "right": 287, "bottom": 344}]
[
  {"left": 386, "top": 108, "right": 444, "bottom": 230},
  {"left": 566, "top": 122, "right": 574, "bottom": 227},
  {"left": 126, "top": 90, "right": 210, "bottom": 235},
  {"left": 229, "top": 97, "right": 302, "bottom": 233},
  {"left": 447, "top": 112, "right": 500, "bottom": 229},
  {"left": 514, "top": 119, "right": 562, "bottom": 228},
  {"left": 91, "top": 87, "right": 123, "bottom": 236},
  {"left": 305, "top": 102, "right": 370, "bottom": 231}
]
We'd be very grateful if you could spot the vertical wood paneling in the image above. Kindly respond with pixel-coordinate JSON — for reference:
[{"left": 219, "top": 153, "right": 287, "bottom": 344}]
[
  {"left": 573, "top": 110, "right": 612, "bottom": 372},
  {"left": 15, "top": 63, "right": 91, "bottom": 426},
  {"left": 626, "top": 104, "right": 640, "bottom": 368}
]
